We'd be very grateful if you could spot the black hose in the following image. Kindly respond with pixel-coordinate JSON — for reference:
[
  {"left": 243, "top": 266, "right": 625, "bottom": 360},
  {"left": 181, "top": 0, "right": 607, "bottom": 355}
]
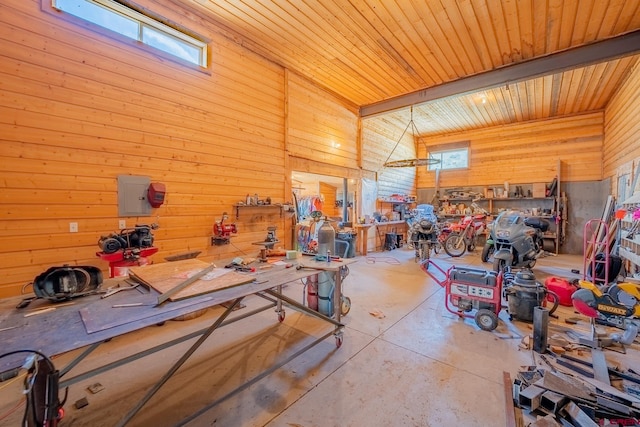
[
  {"left": 546, "top": 290, "right": 560, "bottom": 316},
  {"left": 0, "top": 350, "right": 60, "bottom": 426}
]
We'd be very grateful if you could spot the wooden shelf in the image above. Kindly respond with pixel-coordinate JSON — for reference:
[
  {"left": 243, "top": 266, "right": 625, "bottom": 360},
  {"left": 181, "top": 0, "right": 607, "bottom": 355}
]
[
  {"left": 442, "top": 197, "right": 553, "bottom": 202},
  {"left": 377, "top": 199, "right": 414, "bottom": 204},
  {"left": 375, "top": 220, "right": 407, "bottom": 225},
  {"left": 233, "top": 204, "right": 282, "bottom": 219}
]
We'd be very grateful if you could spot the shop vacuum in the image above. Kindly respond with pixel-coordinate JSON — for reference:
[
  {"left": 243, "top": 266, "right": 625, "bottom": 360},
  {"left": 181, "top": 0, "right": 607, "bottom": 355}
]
[{"left": 504, "top": 269, "right": 559, "bottom": 322}]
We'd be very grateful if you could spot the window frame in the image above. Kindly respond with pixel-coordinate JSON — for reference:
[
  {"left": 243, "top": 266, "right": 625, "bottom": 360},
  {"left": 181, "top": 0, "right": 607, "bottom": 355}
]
[
  {"left": 427, "top": 145, "right": 470, "bottom": 171},
  {"left": 51, "top": 0, "right": 208, "bottom": 68}
]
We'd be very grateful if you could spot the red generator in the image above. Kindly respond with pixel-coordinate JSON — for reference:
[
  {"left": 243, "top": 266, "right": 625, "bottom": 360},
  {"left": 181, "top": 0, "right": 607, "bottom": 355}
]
[{"left": 422, "top": 260, "right": 503, "bottom": 331}]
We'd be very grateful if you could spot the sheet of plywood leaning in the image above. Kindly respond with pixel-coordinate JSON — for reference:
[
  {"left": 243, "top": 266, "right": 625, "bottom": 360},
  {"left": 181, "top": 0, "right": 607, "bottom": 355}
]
[{"left": 128, "top": 259, "right": 255, "bottom": 301}]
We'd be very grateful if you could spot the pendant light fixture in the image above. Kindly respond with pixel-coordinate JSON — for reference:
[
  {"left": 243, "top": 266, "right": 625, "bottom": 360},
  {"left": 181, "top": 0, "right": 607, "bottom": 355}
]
[{"left": 382, "top": 106, "right": 440, "bottom": 168}]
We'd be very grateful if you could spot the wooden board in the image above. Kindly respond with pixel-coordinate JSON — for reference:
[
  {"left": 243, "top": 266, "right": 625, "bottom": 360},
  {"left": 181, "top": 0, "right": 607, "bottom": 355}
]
[
  {"left": 128, "top": 259, "right": 256, "bottom": 301},
  {"left": 503, "top": 371, "right": 517, "bottom": 427}
]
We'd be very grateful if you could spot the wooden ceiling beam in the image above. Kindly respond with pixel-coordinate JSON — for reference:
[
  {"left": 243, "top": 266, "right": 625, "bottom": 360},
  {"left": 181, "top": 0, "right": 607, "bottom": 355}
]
[{"left": 360, "top": 30, "right": 640, "bottom": 117}]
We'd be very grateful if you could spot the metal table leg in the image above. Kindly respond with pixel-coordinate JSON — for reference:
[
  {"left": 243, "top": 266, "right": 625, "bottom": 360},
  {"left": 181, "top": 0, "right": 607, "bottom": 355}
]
[
  {"left": 116, "top": 297, "right": 245, "bottom": 427},
  {"left": 275, "top": 284, "right": 285, "bottom": 321},
  {"left": 333, "top": 267, "right": 344, "bottom": 347}
]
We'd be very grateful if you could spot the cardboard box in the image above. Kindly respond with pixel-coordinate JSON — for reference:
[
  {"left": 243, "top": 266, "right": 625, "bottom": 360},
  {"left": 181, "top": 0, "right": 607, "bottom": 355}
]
[{"left": 532, "top": 182, "right": 547, "bottom": 198}]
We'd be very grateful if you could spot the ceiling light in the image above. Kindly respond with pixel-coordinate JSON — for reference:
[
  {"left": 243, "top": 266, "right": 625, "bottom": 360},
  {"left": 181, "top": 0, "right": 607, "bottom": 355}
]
[{"left": 383, "top": 106, "right": 440, "bottom": 168}]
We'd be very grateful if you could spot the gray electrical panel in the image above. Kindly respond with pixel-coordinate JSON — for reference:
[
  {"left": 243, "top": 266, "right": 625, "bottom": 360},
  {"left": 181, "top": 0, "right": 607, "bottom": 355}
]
[{"left": 117, "top": 175, "right": 151, "bottom": 217}]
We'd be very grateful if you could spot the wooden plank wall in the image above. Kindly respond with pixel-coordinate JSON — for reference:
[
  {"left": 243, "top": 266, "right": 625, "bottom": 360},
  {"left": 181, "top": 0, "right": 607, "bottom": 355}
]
[
  {"left": 416, "top": 112, "right": 604, "bottom": 189},
  {"left": 0, "top": 0, "right": 362, "bottom": 298},
  {"left": 287, "top": 73, "right": 359, "bottom": 168},
  {"left": 603, "top": 59, "right": 640, "bottom": 199},
  {"left": 286, "top": 72, "right": 366, "bottom": 223},
  {"left": 361, "top": 115, "right": 417, "bottom": 199}
]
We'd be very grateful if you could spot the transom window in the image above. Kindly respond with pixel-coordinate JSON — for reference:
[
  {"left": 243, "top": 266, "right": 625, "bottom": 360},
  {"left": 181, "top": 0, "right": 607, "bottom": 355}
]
[{"left": 52, "top": 0, "right": 208, "bottom": 67}]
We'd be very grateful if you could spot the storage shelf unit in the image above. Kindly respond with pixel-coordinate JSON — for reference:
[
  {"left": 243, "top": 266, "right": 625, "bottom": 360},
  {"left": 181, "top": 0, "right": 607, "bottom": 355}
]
[
  {"left": 439, "top": 196, "right": 554, "bottom": 215},
  {"left": 376, "top": 198, "right": 415, "bottom": 222},
  {"left": 619, "top": 193, "right": 640, "bottom": 276},
  {"left": 438, "top": 195, "right": 566, "bottom": 254},
  {"left": 436, "top": 162, "right": 567, "bottom": 254}
]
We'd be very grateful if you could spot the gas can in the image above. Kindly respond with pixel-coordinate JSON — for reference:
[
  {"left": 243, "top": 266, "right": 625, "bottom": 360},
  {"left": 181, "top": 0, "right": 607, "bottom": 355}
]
[{"left": 544, "top": 277, "right": 576, "bottom": 306}]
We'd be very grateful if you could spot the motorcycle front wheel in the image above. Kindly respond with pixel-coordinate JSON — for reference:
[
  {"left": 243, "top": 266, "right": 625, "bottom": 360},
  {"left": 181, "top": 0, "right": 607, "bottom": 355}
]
[
  {"left": 481, "top": 244, "right": 494, "bottom": 262},
  {"left": 493, "top": 257, "right": 507, "bottom": 273},
  {"left": 420, "top": 242, "right": 431, "bottom": 262},
  {"left": 444, "top": 233, "right": 466, "bottom": 257}
]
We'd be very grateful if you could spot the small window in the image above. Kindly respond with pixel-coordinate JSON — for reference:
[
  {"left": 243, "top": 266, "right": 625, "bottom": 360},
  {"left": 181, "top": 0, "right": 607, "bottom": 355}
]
[
  {"left": 428, "top": 147, "right": 469, "bottom": 171},
  {"left": 52, "top": 0, "right": 207, "bottom": 67}
]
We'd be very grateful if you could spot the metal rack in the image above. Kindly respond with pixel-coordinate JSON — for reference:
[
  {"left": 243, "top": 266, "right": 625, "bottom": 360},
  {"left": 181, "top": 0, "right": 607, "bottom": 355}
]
[{"left": 583, "top": 219, "right": 610, "bottom": 285}]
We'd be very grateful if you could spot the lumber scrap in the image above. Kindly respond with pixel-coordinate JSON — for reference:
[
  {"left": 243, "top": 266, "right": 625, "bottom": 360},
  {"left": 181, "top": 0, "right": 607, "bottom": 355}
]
[
  {"left": 156, "top": 263, "right": 217, "bottom": 305},
  {"left": 533, "top": 371, "right": 595, "bottom": 402},
  {"left": 504, "top": 371, "right": 518, "bottom": 427}
]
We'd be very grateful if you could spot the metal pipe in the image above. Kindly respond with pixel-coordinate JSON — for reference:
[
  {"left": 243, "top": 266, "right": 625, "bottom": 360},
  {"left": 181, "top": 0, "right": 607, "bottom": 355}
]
[{"left": 343, "top": 178, "right": 348, "bottom": 222}]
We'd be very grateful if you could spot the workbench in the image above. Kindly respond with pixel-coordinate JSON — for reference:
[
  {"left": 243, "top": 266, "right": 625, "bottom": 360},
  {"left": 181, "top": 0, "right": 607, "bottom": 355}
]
[
  {"left": 374, "top": 220, "right": 408, "bottom": 251},
  {"left": 0, "top": 257, "right": 355, "bottom": 426},
  {"left": 353, "top": 223, "right": 374, "bottom": 255}
]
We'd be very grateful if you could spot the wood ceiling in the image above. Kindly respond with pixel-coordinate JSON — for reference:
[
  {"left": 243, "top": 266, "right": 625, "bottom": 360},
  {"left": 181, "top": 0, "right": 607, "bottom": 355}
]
[{"left": 185, "top": 0, "right": 640, "bottom": 137}]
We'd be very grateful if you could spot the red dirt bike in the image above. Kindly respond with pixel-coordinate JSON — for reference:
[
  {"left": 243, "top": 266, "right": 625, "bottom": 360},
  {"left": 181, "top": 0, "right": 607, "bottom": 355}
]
[
  {"left": 435, "top": 221, "right": 453, "bottom": 248},
  {"left": 443, "top": 208, "right": 489, "bottom": 257}
]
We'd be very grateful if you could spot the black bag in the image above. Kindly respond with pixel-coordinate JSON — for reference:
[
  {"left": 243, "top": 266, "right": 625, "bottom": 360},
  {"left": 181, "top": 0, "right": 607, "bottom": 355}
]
[
  {"left": 33, "top": 265, "right": 103, "bottom": 302},
  {"left": 587, "top": 253, "right": 622, "bottom": 285},
  {"left": 524, "top": 217, "right": 549, "bottom": 232}
]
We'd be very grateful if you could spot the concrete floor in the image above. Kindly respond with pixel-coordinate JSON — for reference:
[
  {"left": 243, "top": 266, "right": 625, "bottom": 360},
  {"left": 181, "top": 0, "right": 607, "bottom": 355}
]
[{"left": 1, "top": 248, "right": 634, "bottom": 426}]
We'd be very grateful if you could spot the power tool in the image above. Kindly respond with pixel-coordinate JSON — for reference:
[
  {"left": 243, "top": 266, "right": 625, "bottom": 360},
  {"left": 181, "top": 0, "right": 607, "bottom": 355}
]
[
  {"left": 212, "top": 212, "right": 237, "bottom": 245},
  {"left": 572, "top": 279, "right": 640, "bottom": 329}
]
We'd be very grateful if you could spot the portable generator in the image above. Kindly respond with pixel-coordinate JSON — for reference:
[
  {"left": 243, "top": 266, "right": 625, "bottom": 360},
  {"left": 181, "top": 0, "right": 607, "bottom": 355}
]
[{"left": 421, "top": 260, "right": 503, "bottom": 331}]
